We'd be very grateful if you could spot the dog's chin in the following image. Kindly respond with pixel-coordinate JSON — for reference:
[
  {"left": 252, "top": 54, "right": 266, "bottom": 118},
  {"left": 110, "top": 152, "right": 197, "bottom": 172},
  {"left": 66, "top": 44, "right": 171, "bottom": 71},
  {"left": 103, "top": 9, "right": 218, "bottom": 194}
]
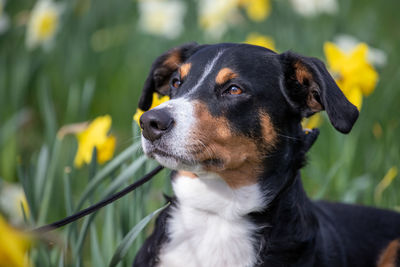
[
  {"left": 152, "top": 154, "right": 194, "bottom": 171},
  {"left": 142, "top": 138, "right": 201, "bottom": 171}
]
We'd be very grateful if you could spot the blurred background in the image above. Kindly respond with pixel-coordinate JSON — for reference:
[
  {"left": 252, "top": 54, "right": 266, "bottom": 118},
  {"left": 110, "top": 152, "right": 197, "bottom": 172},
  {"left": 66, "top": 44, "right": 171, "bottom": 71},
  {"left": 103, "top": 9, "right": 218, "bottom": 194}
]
[{"left": 0, "top": 0, "right": 399, "bottom": 266}]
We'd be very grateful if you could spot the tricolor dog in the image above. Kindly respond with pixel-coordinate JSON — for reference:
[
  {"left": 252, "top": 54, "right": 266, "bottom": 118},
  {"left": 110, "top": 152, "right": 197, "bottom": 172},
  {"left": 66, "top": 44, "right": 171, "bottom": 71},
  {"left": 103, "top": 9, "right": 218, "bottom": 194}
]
[{"left": 133, "top": 43, "right": 400, "bottom": 267}]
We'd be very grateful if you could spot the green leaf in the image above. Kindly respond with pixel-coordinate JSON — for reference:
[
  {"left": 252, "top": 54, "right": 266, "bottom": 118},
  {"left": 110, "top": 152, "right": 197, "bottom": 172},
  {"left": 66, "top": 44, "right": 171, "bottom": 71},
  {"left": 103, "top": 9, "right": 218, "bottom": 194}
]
[
  {"left": 100, "top": 155, "right": 147, "bottom": 198},
  {"left": 63, "top": 169, "right": 73, "bottom": 215},
  {"left": 80, "top": 78, "right": 95, "bottom": 117},
  {"left": 18, "top": 164, "right": 36, "bottom": 222},
  {"left": 90, "top": 225, "right": 105, "bottom": 267},
  {"left": 38, "top": 82, "right": 58, "bottom": 144},
  {"left": 74, "top": 215, "right": 96, "bottom": 265},
  {"left": 108, "top": 204, "right": 169, "bottom": 267},
  {"left": 58, "top": 251, "right": 64, "bottom": 267},
  {"left": 35, "top": 145, "right": 49, "bottom": 206},
  {"left": 102, "top": 205, "right": 116, "bottom": 263},
  {"left": 38, "top": 137, "right": 62, "bottom": 224}
]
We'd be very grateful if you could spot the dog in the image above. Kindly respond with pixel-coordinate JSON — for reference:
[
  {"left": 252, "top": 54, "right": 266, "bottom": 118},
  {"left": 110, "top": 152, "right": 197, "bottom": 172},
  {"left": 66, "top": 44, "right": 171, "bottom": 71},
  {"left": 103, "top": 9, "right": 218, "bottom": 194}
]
[{"left": 133, "top": 43, "right": 400, "bottom": 267}]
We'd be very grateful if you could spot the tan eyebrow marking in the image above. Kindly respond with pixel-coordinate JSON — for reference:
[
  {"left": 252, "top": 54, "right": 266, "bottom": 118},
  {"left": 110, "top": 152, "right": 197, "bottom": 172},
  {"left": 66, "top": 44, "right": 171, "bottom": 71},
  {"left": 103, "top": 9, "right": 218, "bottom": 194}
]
[
  {"left": 215, "top": 68, "right": 238, "bottom": 85},
  {"left": 180, "top": 63, "right": 192, "bottom": 79}
]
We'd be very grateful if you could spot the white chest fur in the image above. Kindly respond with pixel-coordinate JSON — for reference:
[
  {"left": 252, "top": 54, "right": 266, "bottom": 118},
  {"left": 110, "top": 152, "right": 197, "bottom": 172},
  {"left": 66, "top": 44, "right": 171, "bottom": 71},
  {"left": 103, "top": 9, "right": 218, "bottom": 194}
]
[{"left": 157, "top": 173, "right": 266, "bottom": 267}]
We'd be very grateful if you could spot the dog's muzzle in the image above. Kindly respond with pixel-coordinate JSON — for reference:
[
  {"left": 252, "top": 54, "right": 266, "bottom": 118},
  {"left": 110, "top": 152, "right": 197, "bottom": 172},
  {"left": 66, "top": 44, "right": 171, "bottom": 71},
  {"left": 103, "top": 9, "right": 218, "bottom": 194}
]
[{"left": 140, "top": 109, "right": 174, "bottom": 142}]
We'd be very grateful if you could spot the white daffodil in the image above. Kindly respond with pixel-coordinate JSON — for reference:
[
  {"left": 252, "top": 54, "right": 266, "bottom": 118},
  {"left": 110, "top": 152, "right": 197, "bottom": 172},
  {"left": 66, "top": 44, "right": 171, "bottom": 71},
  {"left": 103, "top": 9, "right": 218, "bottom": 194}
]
[
  {"left": 334, "top": 34, "right": 387, "bottom": 67},
  {"left": 289, "top": 0, "right": 338, "bottom": 17},
  {"left": 0, "top": 0, "right": 10, "bottom": 35},
  {"left": 198, "top": 0, "right": 240, "bottom": 40},
  {"left": 138, "top": 0, "right": 186, "bottom": 39},
  {"left": 26, "top": 0, "right": 64, "bottom": 50},
  {"left": 0, "top": 183, "right": 29, "bottom": 225}
]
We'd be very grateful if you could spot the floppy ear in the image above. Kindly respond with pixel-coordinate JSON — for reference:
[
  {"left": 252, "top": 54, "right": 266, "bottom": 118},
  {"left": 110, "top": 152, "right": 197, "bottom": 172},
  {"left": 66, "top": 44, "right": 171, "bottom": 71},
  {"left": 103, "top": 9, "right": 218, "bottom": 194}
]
[
  {"left": 138, "top": 42, "right": 201, "bottom": 111},
  {"left": 279, "top": 51, "right": 359, "bottom": 134}
]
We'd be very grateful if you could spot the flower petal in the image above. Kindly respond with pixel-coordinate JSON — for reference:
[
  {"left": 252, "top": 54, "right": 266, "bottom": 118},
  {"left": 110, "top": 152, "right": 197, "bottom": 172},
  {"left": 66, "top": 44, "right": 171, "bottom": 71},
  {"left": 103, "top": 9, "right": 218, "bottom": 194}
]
[
  {"left": 245, "top": 32, "right": 276, "bottom": 51},
  {"left": 74, "top": 115, "right": 115, "bottom": 167},
  {"left": 97, "top": 135, "right": 116, "bottom": 164}
]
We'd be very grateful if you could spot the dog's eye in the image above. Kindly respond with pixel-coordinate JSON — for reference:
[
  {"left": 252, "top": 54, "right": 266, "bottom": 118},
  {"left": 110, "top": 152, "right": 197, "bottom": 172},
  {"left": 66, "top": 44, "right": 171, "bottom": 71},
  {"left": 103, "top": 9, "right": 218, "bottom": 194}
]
[
  {"left": 226, "top": 85, "right": 243, "bottom": 95},
  {"left": 171, "top": 78, "right": 181, "bottom": 89}
]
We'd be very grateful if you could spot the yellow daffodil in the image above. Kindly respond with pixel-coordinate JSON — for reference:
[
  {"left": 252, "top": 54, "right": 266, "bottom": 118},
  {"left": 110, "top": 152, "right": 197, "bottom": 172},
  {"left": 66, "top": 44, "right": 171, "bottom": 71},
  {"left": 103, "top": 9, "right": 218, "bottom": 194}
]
[
  {"left": 333, "top": 34, "right": 387, "bottom": 67},
  {"left": 245, "top": 32, "right": 276, "bottom": 51},
  {"left": 133, "top": 93, "right": 170, "bottom": 127},
  {"left": 0, "top": 184, "right": 30, "bottom": 225},
  {"left": 26, "top": 0, "right": 63, "bottom": 49},
  {"left": 302, "top": 113, "right": 322, "bottom": 130},
  {"left": 0, "top": 216, "right": 31, "bottom": 267},
  {"left": 239, "top": 0, "right": 270, "bottom": 21},
  {"left": 324, "top": 42, "right": 378, "bottom": 110},
  {"left": 74, "top": 115, "right": 116, "bottom": 168}
]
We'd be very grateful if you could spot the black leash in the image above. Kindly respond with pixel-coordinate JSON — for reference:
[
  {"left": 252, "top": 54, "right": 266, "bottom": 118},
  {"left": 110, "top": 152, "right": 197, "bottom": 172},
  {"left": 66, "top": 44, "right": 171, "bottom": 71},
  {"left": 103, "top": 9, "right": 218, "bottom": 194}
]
[{"left": 32, "top": 165, "right": 164, "bottom": 233}]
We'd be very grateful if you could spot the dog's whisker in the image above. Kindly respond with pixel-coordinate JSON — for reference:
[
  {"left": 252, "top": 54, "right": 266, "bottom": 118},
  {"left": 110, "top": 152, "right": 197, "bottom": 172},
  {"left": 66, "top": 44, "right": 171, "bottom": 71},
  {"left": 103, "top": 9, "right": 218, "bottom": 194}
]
[
  {"left": 115, "top": 135, "right": 142, "bottom": 149},
  {"left": 275, "top": 133, "right": 301, "bottom": 141}
]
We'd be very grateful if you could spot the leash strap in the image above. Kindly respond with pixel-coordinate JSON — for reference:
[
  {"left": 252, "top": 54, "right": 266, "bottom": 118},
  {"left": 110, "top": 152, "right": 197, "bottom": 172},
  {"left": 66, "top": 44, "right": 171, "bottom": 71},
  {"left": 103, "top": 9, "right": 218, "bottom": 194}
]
[{"left": 32, "top": 165, "right": 164, "bottom": 233}]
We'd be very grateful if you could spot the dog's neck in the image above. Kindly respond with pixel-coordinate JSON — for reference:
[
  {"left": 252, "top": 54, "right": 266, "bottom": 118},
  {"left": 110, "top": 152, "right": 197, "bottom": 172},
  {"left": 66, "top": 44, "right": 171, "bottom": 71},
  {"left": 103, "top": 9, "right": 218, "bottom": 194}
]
[
  {"left": 246, "top": 127, "right": 320, "bottom": 264},
  {"left": 163, "top": 172, "right": 267, "bottom": 267}
]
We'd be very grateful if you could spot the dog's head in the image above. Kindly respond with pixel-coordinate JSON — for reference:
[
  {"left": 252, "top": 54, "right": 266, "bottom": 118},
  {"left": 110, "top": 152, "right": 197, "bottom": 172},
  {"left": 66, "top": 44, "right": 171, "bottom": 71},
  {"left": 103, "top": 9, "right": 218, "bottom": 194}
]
[{"left": 138, "top": 43, "right": 358, "bottom": 188}]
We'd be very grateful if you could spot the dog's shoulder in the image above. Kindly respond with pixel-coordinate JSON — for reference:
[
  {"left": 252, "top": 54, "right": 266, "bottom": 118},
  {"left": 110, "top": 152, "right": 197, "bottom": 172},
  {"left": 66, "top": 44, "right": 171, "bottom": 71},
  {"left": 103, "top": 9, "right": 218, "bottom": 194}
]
[
  {"left": 315, "top": 201, "right": 400, "bottom": 230},
  {"left": 314, "top": 201, "right": 400, "bottom": 266}
]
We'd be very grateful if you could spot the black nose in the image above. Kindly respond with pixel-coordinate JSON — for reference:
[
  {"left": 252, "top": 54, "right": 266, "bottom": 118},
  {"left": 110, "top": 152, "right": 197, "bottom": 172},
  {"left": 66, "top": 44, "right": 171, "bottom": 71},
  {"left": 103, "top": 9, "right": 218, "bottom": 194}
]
[{"left": 140, "top": 109, "right": 174, "bottom": 141}]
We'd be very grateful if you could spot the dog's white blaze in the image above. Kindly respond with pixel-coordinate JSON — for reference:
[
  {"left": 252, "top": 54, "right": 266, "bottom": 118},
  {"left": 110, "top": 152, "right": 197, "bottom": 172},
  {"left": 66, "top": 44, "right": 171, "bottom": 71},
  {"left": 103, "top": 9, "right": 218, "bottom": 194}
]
[
  {"left": 157, "top": 173, "right": 265, "bottom": 267},
  {"left": 188, "top": 50, "right": 224, "bottom": 95}
]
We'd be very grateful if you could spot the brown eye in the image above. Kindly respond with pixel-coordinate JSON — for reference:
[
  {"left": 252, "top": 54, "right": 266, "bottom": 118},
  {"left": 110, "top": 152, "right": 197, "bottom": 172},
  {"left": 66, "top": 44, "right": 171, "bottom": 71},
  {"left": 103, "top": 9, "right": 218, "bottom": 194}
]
[
  {"left": 228, "top": 85, "right": 242, "bottom": 95},
  {"left": 172, "top": 78, "right": 181, "bottom": 89}
]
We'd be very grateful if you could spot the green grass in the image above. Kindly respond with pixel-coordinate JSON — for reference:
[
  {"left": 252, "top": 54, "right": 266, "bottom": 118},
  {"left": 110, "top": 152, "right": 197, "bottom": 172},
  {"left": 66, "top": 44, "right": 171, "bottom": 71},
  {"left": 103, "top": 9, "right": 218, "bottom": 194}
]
[{"left": 1, "top": 0, "right": 400, "bottom": 266}]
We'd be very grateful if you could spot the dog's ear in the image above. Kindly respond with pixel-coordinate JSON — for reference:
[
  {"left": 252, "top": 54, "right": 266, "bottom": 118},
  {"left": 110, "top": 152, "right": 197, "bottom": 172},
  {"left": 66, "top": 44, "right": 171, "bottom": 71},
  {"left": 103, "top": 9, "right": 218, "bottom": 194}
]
[
  {"left": 138, "top": 43, "right": 201, "bottom": 111},
  {"left": 279, "top": 51, "right": 359, "bottom": 134}
]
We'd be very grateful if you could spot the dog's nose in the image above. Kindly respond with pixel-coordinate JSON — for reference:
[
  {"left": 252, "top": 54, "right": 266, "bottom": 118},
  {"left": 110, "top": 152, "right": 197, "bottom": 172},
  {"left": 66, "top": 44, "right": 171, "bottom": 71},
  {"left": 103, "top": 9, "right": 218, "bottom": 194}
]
[{"left": 140, "top": 109, "right": 174, "bottom": 141}]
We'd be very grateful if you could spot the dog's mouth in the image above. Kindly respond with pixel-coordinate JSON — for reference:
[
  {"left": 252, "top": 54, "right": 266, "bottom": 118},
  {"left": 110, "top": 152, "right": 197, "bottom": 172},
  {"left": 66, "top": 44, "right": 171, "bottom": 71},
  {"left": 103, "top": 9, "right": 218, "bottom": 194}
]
[
  {"left": 143, "top": 139, "right": 224, "bottom": 171},
  {"left": 151, "top": 148, "right": 193, "bottom": 165},
  {"left": 143, "top": 140, "right": 197, "bottom": 169}
]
